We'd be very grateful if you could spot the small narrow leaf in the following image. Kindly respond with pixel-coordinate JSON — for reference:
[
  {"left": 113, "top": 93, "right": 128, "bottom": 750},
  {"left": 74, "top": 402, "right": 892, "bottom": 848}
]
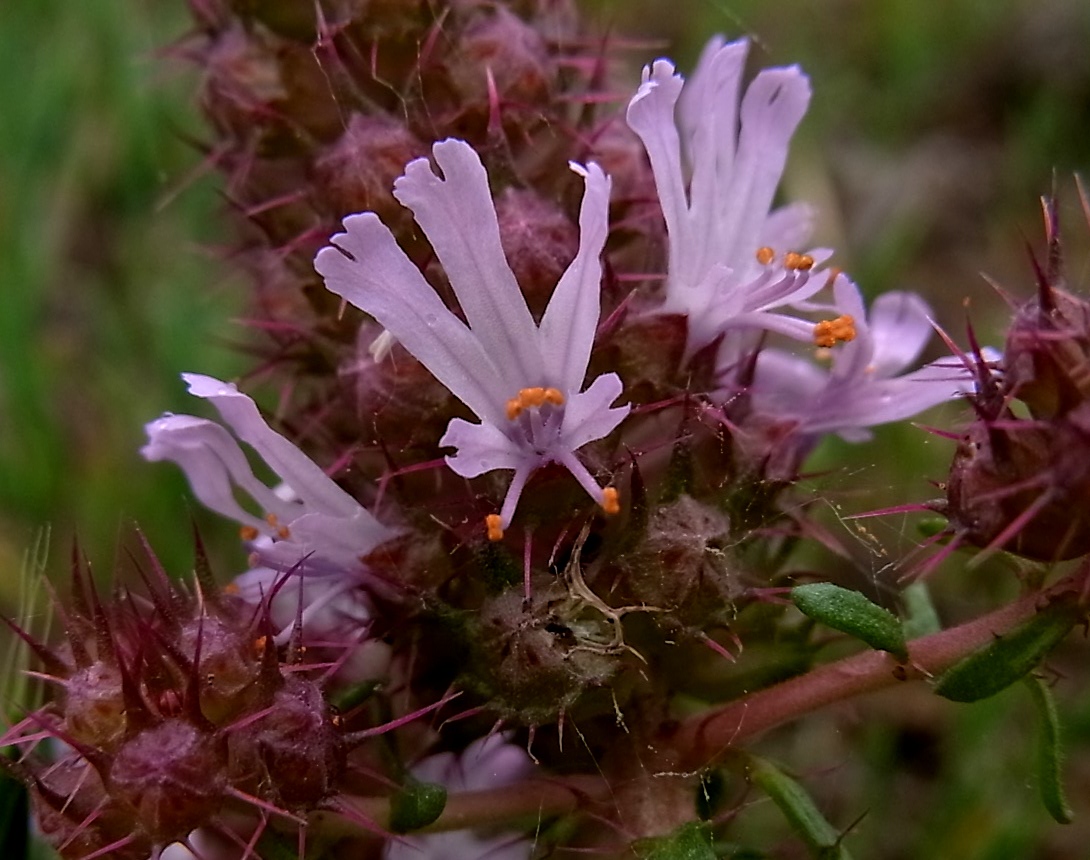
[
  {"left": 632, "top": 821, "right": 716, "bottom": 860},
  {"left": 1024, "top": 676, "right": 1074, "bottom": 824},
  {"left": 749, "top": 756, "right": 852, "bottom": 859},
  {"left": 389, "top": 780, "right": 447, "bottom": 833},
  {"left": 934, "top": 605, "right": 1078, "bottom": 703},
  {"left": 791, "top": 582, "right": 907, "bottom": 660}
]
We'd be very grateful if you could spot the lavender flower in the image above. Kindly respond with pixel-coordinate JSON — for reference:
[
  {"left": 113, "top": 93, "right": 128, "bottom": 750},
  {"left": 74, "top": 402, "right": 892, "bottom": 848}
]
[
  {"left": 384, "top": 734, "right": 536, "bottom": 860},
  {"left": 142, "top": 373, "right": 399, "bottom": 572},
  {"left": 627, "top": 36, "right": 831, "bottom": 355},
  {"left": 315, "top": 138, "right": 629, "bottom": 540},
  {"left": 745, "top": 276, "right": 974, "bottom": 441}
]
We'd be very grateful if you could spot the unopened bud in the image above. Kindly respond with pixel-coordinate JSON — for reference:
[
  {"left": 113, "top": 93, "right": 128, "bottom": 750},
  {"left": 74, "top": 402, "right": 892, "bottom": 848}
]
[{"left": 315, "top": 115, "right": 428, "bottom": 224}]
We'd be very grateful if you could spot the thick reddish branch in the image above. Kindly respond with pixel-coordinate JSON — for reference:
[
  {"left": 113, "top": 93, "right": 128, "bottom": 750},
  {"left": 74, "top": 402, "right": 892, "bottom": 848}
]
[{"left": 670, "top": 569, "right": 1088, "bottom": 770}]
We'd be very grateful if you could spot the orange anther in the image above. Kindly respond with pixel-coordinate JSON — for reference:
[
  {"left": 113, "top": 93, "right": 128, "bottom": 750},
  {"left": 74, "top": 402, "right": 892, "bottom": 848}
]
[
  {"left": 812, "top": 314, "right": 857, "bottom": 348},
  {"left": 265, "top": 513, "right": 280, "bottom": 527},
  {"left": 240, "top": 525, "right": 259, "bottom": 542},
  {"left": 223, "top": 582, "right": 241, "bottom": 595},
  {"left": 795, "top": 253, "right": 814, "bottom": 271},
  {"left": 485, "top": 514, "right": 504, "bottom": 542},
  {"left": 522, "top": 387, "right": 546, "bottom": 408},
  {"left": 756, "top": 246, "right": 775, "bottom": 265},
  {"left": 252, "top": 635, "right": 267, "bottom": 656},
  {"left": 507, "top": 386, "right": 565, "bottom": 420},
  {"left": 783, "top": 251, "right": 803, "bottom": 270},
  {"left": 276, "top": 525, "right": 291, "bottom": 540},
  {"left": 601, "top": 487, "right": 620, "bottom": 515}
]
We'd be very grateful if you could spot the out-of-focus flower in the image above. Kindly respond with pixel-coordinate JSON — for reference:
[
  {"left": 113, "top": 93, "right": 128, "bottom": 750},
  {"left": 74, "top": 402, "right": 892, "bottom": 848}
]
[
  {"left": 142, "top": 373, "right": 399, "bottom": 572},
  {"left": 384, "top": 734, "right": 536, "bottom": 860},
  {"left": 745, "top": 276, "right": 975, "bottom": 441},
  {"left": 627, "top": 36, "right": 830, "bottom": 356},
  {"left": 316, "top": 138, "right": 629, "bottom": 540}
]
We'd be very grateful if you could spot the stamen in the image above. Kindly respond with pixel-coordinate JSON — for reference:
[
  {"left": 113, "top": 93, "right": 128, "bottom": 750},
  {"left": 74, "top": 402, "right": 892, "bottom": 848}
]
[
  {"left": 223, "top": 582, "right": 241, "bottom": 595},
  {"left": 240, "top": 525, "right": 259, "bottom": 542},
  {"left": 265, "top": 512, "right": 291, "bottom": 540},
  {"left": 506, "top": 386, "right": 567, "bottom": 420},
  {"left": 485, "top": 514, "right": 504, "bottom": 542},
  {"left": 756, "top": 246, "right": 775, "bottom": 265},
  {"left": 784, "top": 251, "right": 814, "bottom": 271},
  {"left": 812, "top": 315, "right": 857, "bottom": 348},
  {"left": 601, "top": 487, "right": 620, "bottom": 515}
]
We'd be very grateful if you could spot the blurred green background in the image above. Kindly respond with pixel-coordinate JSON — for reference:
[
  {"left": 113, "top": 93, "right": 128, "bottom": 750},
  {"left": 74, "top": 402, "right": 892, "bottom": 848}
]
[{"left": 1, "top": 0, "right": 1089, "bottom": 857}]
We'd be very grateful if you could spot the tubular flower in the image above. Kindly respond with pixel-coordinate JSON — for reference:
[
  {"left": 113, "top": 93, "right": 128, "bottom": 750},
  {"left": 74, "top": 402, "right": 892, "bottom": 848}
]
[
  {"left": 315, "top": 138, "right": 629, "bottom": 540},
  {"left": 142, "top": 373, "right": 400, "bottom": 572},
  {"left": 383, "top": 734, "right": 536, "bottom": 860},
  {"left": 627, "top": 36, "right": 831, "bottom": 356},
  {"left": 745, "top": 275, "right": 978, "bottom": 441}
]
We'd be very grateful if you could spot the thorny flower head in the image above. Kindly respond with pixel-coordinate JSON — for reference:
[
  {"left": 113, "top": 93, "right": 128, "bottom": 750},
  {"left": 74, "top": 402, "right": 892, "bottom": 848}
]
[
  {"left": 627, "top": 36, "right": 831, "bottom": 357},
  {"left": 316, "top": 138, "right": 629, "bottom": 540},
  {"left": 142, "top": 373, "right": 400, "bottom": 572}
]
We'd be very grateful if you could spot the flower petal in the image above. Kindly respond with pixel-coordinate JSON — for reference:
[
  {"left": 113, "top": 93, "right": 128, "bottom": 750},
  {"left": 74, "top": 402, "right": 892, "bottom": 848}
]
[
  {"left": 141, "top": 414, "right": 279, "bottom": 531},
  {"left": 683, "top": 38, "right": 748, "bottom": 280},
  {"left": 713, "top": 66, "right": 811, "bottom": 266},
  {"left": 440, "top": 418, "right": 525, "bottom": 479},
  {"left": 626, "top": 59, "right": 688, "bottom": 267},
  {"left": 537, "top": 162, "right": 612, "bottom": 392},
  {"left": 560, "top": 372, "right": 629, "bottom": 450},
  {"left": 183, "top": 375, "right": 384, "bottom": 532},
  {"left": 315, "top": 212, "right": 506, "bottom": 426},
  {"left": 867, "top": 291, "right": 935, "bottom": 377},
  {"left": 392, "top": 139, "right": 544, "bottom": 392}
]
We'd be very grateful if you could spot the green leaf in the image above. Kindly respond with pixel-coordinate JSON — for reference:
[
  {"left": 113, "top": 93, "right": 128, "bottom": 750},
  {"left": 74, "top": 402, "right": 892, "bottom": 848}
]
[
  {"left": 1024, "top": 676, "right": 1074, "bottom": 824},
  {"left": 791, "top": 582, "right": 907, "bottom": 660},
  {"left": 933, "top": 605, "right": 1078, "bottom": 703},
  {"left": 389, "top": 780, "right": 448, "bottom": 833},
  {"left": 749, "top": 756, "right": 852, "bottom": 859},
  {"left": 632, "top": 821, "right": 716, "bottom": 860}
]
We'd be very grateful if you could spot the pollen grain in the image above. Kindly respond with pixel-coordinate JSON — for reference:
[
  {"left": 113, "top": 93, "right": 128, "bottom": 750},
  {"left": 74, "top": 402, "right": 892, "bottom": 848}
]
[{"left": 812, "top": 315, "right": 856, "bottom": 348}]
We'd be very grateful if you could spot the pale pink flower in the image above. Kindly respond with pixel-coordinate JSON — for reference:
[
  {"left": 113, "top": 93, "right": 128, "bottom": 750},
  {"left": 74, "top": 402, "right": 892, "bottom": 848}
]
[
  {"left": 316, "top": 138, "right": 628, "bottom": 539},
  {"left": 142, "top": 373, "right": 398, "bottom": 573},
  {"left": 627, "top": 36, "right": 831, "bottom": 356}
]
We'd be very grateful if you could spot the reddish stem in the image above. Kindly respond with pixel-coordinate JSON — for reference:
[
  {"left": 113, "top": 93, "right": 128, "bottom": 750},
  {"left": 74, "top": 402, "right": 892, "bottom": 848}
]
[{"left": 670, "top": 568, "right": 1088, "bottom": 771}]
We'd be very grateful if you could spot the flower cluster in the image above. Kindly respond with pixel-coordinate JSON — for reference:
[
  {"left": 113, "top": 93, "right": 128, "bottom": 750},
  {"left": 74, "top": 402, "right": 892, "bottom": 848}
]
[{"left": 16, "top": 3, "right": 1054, "bottom": 857}]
